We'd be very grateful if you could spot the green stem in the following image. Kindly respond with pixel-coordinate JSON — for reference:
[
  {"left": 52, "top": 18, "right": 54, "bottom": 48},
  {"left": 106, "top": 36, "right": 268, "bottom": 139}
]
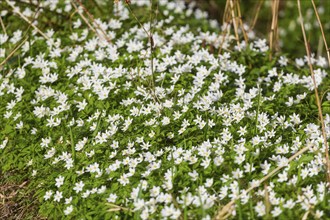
[
  {"left": 69, "top": 126, "right": 76, "bottom": 161},
  {"left": 249, "top": 192, "right": 255, "bottom": 220},
  {"left": 254, "top": 84, "right": 261, "bottom": 135}
]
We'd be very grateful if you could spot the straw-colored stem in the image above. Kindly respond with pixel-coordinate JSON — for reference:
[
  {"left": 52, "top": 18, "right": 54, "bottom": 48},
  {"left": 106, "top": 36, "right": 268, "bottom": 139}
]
[
  {"left": 5, "top": 0, "right": 49, "bottom": 40},
  {"left": 229, "top": 0, "right": 240, "bottom": 47},
  {"left": 148, "top": 0, "right": 155, "bottom": 98},
  {"left": 264, "top": 183, "right": 271, "bottom": 219},
  {"left": 213, "top": 146, "right": 311, "bottom": 220},
  {"left": 302, "top": 210, "right": 310, "bottom": 220},
  {"left": 297, "top": 0, "right": 330, "bottom": 185},
  {"left": 317, "top": 36, "right": 323, "bottom": 58},
  {"left": 71, "top": 1, "right": 97, "bottom": 33},
  {"left": 126, "top": 0, "right": 160, "bottom": 104},
  {"left": 0, "top": 37, "right": 28, "bottom": 68},
  {"left": 73, "top": 0, "right": 112, "bottom": 43},
  {"left": 0, "top": 16, "right": 7, "bottom": 34},
  {"left": 69, "top": 9, "right": 78, "bottom": 32},
  {"left": 222, "top": 0, "right": 230, "bottom": 24},
  {"left": 320, "top": 88, "right": 330, "bottom": 103},
  {"left": 218, "top": 21, "right": 231, "bottom": 54},
  {"left": 236, "top": 0, "right": 248, "bottom": 43},
  {"left": 106, "top": 203, "right": 130, "bottom": 212},
  {"left": 311, "top": 0, "right": 330, "bottom": 66},
  {"left": 250, "top": 0, "right": 264, "bottom": 31},
  {"left": 269, "top": 0, "right": 279, "bottom": 60},
  {"left": 218, "top": 0, "right": 232, "bottom": 54}
]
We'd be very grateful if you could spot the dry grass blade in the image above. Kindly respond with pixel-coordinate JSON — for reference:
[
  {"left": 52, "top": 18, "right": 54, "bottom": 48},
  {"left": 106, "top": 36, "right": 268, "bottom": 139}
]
[
  {"left": 222, "top": 0, "right": 230, "bottom": 24},
  {"left": 0, "top": 37, "right": 28, "bottom": 68},
  {"left": 0, "top": 16, "right": 7, "bottom": 34},
  {"left": 297, "top": 0, "right": 330, "bottom": 185},
  {"left": 264, "top": 183, "right": 271, "bottom": 218},
  {"left": 218, "top": 0, "right": 247, "bottom": 53},
  {"left": 250, "top": 0, "right": 264, "bottom": 31},
  {"left": 72, "top": 0, "right": 112, "bottom": 43},
  {"left": 229, "top": 0, "right": 240, "bottom": 47},
  {"left": 124, "top": 0, "right": 160, "bottom": 104},
  {"left": 213, "top": 146, "right": 311, "bottom": 219},
  {"left": 311, "top": 0, "right": 330, "bottom": 66},
  {"left": 218, "top": 21, "right": 231, "bottom": 54},
  {"left": 302, "top": 210, "right": 310, "bottom": 220},
  {"left": 317, "top": 36, "right": 323, "bottom": 58},
  {"left": 71, "top": 2, "right": 97, "bottom": 34},
  {"left": 218, "top": 0, "right": 243, "bottom": 54},
  {"left": 235, "top": 0, "right": 248, "bottom": 43},
  {"left": 269, "top": 0, "right": 279, "bottom": 60},
  {"left": 0, "top": 178, "right": 41, "bottom": 220},
  {"left": 106, "top": 203, "right": 130, "bottom": 212},
  {"left": 5, "top": 0, "right": 49, "bottom": 40},
  {"left": 218, "top": 0, "right": 232, "bottom": 54},
  {"left": 214, "top": 202, "right": 235, "bottom": 220}
]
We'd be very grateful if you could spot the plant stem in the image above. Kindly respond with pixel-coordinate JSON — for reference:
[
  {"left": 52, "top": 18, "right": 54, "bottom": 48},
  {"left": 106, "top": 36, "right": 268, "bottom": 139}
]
[{"left": 297, "top": 0, "right": 330, "bottom": 186}]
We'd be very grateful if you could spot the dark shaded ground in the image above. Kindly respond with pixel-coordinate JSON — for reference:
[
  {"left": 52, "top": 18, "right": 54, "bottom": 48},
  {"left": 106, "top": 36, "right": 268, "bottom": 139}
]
[
  {"left": 189, "top": 0, "right": 330, "bottom": 56},
  {"left": 0, "top": 171, "right": 43, "bottom": 220}
]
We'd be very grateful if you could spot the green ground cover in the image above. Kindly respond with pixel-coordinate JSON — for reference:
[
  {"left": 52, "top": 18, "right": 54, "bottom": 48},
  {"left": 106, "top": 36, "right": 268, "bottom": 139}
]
[{"left": 1, "top": 0, "right": 330, "bottom": 219}]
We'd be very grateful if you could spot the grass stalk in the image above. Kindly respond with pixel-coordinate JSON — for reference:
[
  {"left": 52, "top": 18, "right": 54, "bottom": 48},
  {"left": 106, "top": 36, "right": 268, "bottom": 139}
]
[
  {"left": 71, "top": 2, "right": 97, "bottom": 32},
  {"left": 213, "top": 145, "right": 311, "bottom": 220},
  {"left": 0, "top": 37, "right": 28, "bottom": 68},
  {"left": 0, "top": 16, "right": 7, "bottom": 34},
  {"left": 235, "top": 0, "right": 248, "bottom": 43},
  {"left": 269, "top": 0, "right": 279, "bottom": 60},
  {"left": 5, "top": 0, "right": 49, "bottom": 40},
  {"left": 125, "top": 1, "right": 159, "bottom": 103},
  {"left": 69, "top": 126, "right": 76, "bottom": 161},
  {"left": 218, "top": 20, "right": 231, "bottom": 54},
  {"left": 254, "top": 84, "right": 261, "bottom": 135},
  {"left": 264, "top": 183, "right": 271, "bottom": 219},
  {"left": 71, "top": 1, "right": 97, "bottom": 34},
  {"left": 250, "top": 0, "right": 264, "bottom": 31},
  {"left": 297, "top": 0, "right": 330, "bottom": 186},
  {"left": 229, "top": 0, "right": 240, "bottom": 47},
  {"left": 311, "top": 0, "right": 330, "bottom": 66},
  {"left": 73, "top": 0, "right": 112, "bottom": 43}
]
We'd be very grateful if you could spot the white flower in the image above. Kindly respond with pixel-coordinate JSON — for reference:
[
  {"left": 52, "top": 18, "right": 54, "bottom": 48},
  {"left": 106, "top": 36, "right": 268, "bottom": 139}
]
[
  {"left": 106, "top": 193, "right": 117, "bottom": 203},
  {"left": 0, "top": 138, "right": 8, "bottom": 150},
  {"left": 73, "top": 181, "right": 85, "bottom": 193},
  {"left": 44, "top": 190, "right": 53, "bottom": 200},
  {"left": 278, "top": 56, "right": 288, "bottom": 66},
  {"left": 283, "top": 199, "right": 296, "bottom": 209},
  {"left": 271, "top": 206, "right": 282, "bottom": 217},
  {"left": 162, "top": 117, "right": 170, "bottom": 126},
  {"left": 53, "top": 191, "right": 63, "bottom": 202},
  {"left": 64, "top": 205, "right": 73, "bottom": 215},
  {"left": 188, "top": 170, "right": 198, "bottom": 181},
  {"left": 65, "top": 197, "right": 72, "bottom": 204},
  {"left": 255, "top": 201, "right": 266, "bottom": 217},
  {"left": 315, "top": 210, "right": 324, "bottom": 219},
  {"left": 277, "top": 171, "right": 288, "bottom": 182},
  {"left": 205, "top": 178, "right": 213, "bottom": 188},
  {"left": 96, "top": 185, "right": 106, "bottom": 194},
  {"left": 76, "top": 99, "right": 88, "bottom": 111},
  {"left": 118, "top": 174, "right": 129, "bottom": 186},
  {"left": 55, "top": 175, "right": 65, "bottom": 188},
  {"left": 15, "top": 121, "right": 24, "bottom": 129}
]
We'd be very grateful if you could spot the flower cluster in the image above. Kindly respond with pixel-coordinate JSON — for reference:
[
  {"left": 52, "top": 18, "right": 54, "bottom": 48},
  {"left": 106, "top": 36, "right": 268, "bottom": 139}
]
[{"left": 1, "top": 0, "right": 330, "bottom": 219}]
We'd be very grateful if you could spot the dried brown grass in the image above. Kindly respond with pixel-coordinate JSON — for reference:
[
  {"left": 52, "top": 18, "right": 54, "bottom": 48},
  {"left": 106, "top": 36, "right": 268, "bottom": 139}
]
[
  {"left": 213, "top": 146, "right": 311, "bottom": 220},
  {"left": 71, "top": 0, "right": 112, "bottom": 43},
  {"left": 0, "top": 177, "right": 43, "bottom": 220},
  {"left": 297, "top": 0, "right": 330, "bottom": 186}
]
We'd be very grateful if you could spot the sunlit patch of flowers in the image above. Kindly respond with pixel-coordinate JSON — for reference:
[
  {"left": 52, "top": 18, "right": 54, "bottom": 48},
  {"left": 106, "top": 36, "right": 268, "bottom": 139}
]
[{"left": 1, "top": 0, "right": 330, "bottom": 219}]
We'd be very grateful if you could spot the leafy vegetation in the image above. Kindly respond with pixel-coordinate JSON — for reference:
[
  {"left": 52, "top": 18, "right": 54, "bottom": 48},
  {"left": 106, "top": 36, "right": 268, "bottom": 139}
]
[{"left": 0, "top": 0, "right": 330, "bottom": 219}]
